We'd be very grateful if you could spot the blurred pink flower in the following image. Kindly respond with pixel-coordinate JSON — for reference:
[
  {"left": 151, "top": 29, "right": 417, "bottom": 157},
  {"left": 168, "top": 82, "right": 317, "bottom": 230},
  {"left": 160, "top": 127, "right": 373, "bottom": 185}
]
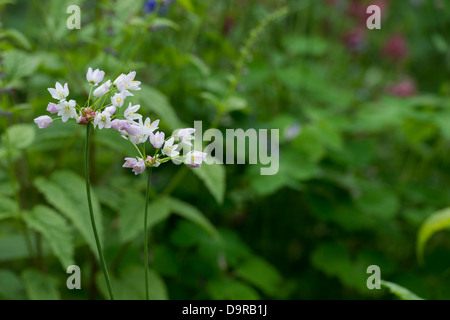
[
  {"left": 386, "top": 78, "right": 417, "bottom": 97},
  {"left": 383, "top": 34, "right": 409, "bottom": 62},
  {"left": 342, "top": 28, "right": 366, "bottom": 52}
]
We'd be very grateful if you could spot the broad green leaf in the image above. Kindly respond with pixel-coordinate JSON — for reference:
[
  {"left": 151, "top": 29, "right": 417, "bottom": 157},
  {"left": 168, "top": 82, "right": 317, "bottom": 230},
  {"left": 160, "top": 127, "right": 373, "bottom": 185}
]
[
  {"left": 4, "top": 124, "right": 35, "bottom": 150},
  {"left": 3, "top": 50, "right": 41, "bottom": 85},
  {"left": 0, "top": 269, "right": 26, "bottom": 300},
  {"left": 381, "top": 280, "right": 424, "bottom": 300},
  {"left": 22, "top": 269, "right": 60, "bottom": 300},
  {"left": 235, "top": 256, "right": 283, "bottom": 297},
  {"left": 190, "top": 160, "right": 226, "bottom": 204},
  {"left": 0, "top": 196, "right": 18, "bottom": 220},
  {"left": 96, "top": 266, "right": 168, "bottom": 300},
  {"left": 34, "top": 170, "right": 104, "bottom": 258},
  {"left": 417, "top": 207, "right": 450, "bottom": 264},
  {"left": 168, "top": 197, "right": 219, "bottom": 239},
  {"left": 0, "top": 234, "right": 38, "bottom": 261},
  {"left": 0, "top": 29, "right": 31, "bottom": 50},
  {"left": 207, "top": 279, "right": 260, "bottom": 300},
  {"left": 119, "top": 193, "right": 171, "bottom": 243},
  {"left": 23, "top": 205, "right": 74, "bottom": 269},
  {"left": 137, "top": 84, "right": 183, "bottom": 130},
  {"left": 311, "top": 243, "right": 367, "bottom": 293}
]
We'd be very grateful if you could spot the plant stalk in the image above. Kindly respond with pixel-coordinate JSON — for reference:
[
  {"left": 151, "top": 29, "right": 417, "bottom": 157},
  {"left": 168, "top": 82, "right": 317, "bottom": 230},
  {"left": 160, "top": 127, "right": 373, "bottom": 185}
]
[
  {"left": 85, "top": 124, "right": 115, "bottom": 300},
  {"left": 144, "top": 167, "right": 153, "bottom": 300}
]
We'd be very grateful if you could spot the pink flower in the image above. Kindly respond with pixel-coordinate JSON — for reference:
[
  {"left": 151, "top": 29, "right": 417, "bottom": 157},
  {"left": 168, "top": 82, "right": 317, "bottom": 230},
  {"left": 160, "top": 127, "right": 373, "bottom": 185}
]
[
  {"left": 342, "top": 28, "right": 366, "bottom": 52},
  {"left": 383, "top": 34, "right": 409, "bottom": 62},
  {"left": 34, "top": 115, "right": 53, "bottom": 128},
  {"left": 132, "top": 159, "right": 146, "bottom": 175},
  {"left": 386, "top": 78, "right": 417, "bottom": 98},
  {"left": 149, "top": 131, "right": 165, "bottom": 148},
  {"left": 46, "top": 102, "right": 58, "bottom": 114},
  {"left": 123, "top": 157, "right": 137, "bottom": 168}
]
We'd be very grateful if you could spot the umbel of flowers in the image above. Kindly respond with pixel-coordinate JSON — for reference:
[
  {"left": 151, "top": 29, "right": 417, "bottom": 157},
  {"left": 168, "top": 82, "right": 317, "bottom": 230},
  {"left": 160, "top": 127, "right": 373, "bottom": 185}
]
[
  {"left": 34, "top": 68, "right": 207, "bottom": 171},
  {"left": 34, "top": 67, "right": 207, "bottom": 300}
]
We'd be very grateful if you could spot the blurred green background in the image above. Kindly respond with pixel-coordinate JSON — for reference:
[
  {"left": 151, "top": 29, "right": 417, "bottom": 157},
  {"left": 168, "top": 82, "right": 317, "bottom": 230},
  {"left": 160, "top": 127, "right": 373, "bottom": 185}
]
[{"left": 1, "top": 0, "right": 450, "bottom": 300}]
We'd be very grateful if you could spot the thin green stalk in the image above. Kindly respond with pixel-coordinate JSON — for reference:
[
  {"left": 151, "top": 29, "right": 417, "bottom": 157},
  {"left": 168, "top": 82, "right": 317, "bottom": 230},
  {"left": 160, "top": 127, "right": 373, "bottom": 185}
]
[
  {"left": 144, "top": 167, "right": 153, "bottom": 300},
  {"left": 85, "top": 124, "right": 115, "bottom": 300}
]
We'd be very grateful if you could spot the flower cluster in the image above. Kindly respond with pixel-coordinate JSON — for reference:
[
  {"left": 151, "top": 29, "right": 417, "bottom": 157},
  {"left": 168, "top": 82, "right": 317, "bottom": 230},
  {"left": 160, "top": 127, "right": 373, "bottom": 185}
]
[{"left": 34, "top": 67, "right": 207, "bottom": 172}]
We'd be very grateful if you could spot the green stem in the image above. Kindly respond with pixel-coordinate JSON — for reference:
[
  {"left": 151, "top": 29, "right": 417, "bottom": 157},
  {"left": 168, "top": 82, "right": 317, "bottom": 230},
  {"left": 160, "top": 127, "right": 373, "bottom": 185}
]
[
  {"left": 144, "top": 167, "right": 153, "bottom": 300},
  {"left": 85, "top": 124, "right": 115, "bottom": 300}
]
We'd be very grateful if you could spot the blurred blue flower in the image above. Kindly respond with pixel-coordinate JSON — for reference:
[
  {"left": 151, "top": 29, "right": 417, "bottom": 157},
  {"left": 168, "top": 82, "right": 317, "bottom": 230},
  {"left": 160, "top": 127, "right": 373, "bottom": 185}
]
[
  {"left": 143, "top": 0, "right": 176, "bottom": 16},
  {"left": 143, "top": 0, "right": 157, "bottom": 14}
]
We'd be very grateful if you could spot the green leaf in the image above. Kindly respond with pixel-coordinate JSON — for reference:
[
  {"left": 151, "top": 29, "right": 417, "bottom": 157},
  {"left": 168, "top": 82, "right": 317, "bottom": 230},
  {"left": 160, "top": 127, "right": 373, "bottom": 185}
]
[
  {"left": 3, "top": 50, "right": 41, "bottom": 85},
  {"left": 190, "top": 160, "right": 226, "bottom": 204},
  {"left": 188, "top": 54, "right": 210, "bottom": 76},
  {"left": 0, "top": 195, "right": 18, "bottom": 220},
  {"left": 34, "top": 170, "right": 104, "bottom": 258},
  {"left": 0, "top": 29, "right": 31, "bottom": 50},
  {"left": 0, "top": 269, "right": 26, "bottom": 299},
  {"left": 0, "top": 234, "right": 38, "bottom": 261},
  {"left": 417, "top": 207, "right": 450, "bottom": 264},
  {"left": 235, "top": 256, "right": 283, "bottom": 297},
  {"left": 22, "top": 269, "right": 60, "bottom": 300},
  {"left": 207, "top": 279, "right": 260, "bottom": 300},
  {"left": 96, "top": 266, "right": 168, "bottom": 300},
  {"left": 168, "top": 197, "right": 219, "bottom": 239},
  {"left": 137, "top": 84, "right": 184, "bottom": 130},
  {"left": 119, "top": 193, "right": 171, "bottom": 243},
  {"left": 224, "top": 96, "right": 248, "bottom": 112},
  {"left": 150, "top": 17, "right": 180, "bottom": 30},
  {"left": 381, "top": 280, "right": 424, "bottom": 300},
  {"left": 23, "top": 205, "right": 74, "bottom": 269},
  {"left": 4, "top": 124, "right": 35, "bottom": 150}
]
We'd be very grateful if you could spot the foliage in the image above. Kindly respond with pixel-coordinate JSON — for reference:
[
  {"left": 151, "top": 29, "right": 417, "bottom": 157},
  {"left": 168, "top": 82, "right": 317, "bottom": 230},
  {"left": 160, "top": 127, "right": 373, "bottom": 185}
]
[{"left": 1, "top": 0, "right": 450, "bottom": 300}]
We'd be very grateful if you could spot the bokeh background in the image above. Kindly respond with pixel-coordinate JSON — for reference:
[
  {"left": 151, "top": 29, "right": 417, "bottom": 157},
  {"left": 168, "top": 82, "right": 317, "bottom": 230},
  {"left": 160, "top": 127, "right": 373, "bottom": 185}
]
[{"left": 1, "top": 0, "right": 450, "bottom": 300}]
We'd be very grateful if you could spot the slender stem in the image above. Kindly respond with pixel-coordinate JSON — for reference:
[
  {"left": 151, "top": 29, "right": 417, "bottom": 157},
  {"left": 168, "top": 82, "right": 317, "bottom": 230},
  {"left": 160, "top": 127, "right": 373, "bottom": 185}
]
[
  {"left": 144, "top": 167, "right": 153, "bottom": 300},
  {"left": 85, "top": 124, "right": 115, "bottom": 300}
]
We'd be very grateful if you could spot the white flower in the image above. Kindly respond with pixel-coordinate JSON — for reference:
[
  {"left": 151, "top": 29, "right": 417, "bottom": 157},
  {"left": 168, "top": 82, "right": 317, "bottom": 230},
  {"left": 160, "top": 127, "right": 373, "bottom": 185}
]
[
  {"left": 56, "top": 99, "right": 77, "bottom": 122},
  {"left": 149, "top": 131, "right": 165, "bottom": 148},
  {"left": 162, "top": 137, "right": 179, "bottom": 157},
  {"left": 93, "top": 111, "right": 112, "bottom": 129},
  {"left": 34, "top": 115, "right": 53, "bottom": 128},
  {"left": 48, "top": 82, "right": 69, "bottom": 101},
  {"left": 143, "top": 117, "right": 159, "bottom": 134},
  {"left": 114, "top": 71, "right": 141, "bottom": 92},
  {"left": 111, "top": 90, "right": 133, "bottom": 108},
  {"left": 93, "top": 80, "right": 112, "bottom": 97},
  {"left": 184, "top": 151, "right": 207, "bottom": 168},
  {"left": 86, "top": 67, "right": 105, "bottom": 85},
  {"left": 177, "top": 128, "right": 195, "bottom": 146},
  {"left": 129, "top": 125, "right": 149, "bottom": 144},
  {"left": 104, "top": 105, "right": 116, "bottom": 116},
  {"left": 124, "top": 103, "right": 142, "bottom": 121}
]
